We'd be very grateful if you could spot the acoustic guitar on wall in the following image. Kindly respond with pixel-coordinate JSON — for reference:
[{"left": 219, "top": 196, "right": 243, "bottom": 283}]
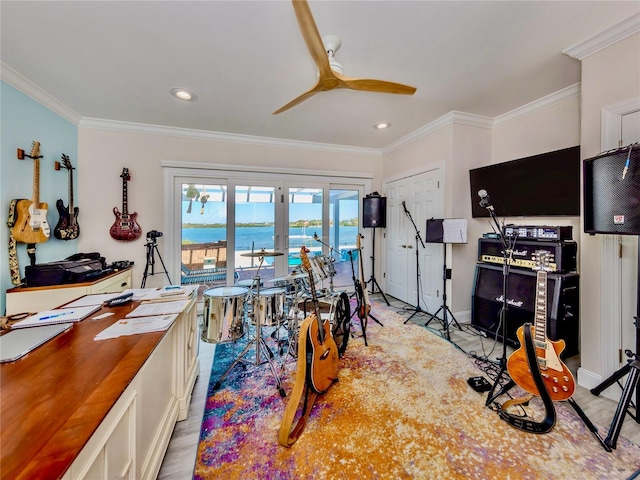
[
  {"left": 53, "top": 154, "right": 80, "bottom": 240},
  {"left": 109, "top": 167, "right": 142, "bottom": 241},
  {"left": 13, "top": 141, "right": 50, "bottom": 244},
  {"left": 506, "top": 250, "right": 575, "bottom": 401}
]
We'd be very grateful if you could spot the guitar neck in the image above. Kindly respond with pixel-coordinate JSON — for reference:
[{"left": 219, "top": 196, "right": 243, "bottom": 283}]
[
  {"left": 32, "top": 158, "right": 41, "bottom": 207},
  {"left": 68, "top": 167, "right": 75, "bottom": 211},
  {"left": 122, "top": 178, "right": 129, "bottom": 215},
  {"left": 534, "top": 270, "right": 547, "bottom": 344}
]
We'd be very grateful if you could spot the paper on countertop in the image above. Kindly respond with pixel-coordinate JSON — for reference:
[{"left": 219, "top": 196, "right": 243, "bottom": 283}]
[
  {"left": 122, "top": 288, "right": 160, "bottom": 301},
  {"left": 138, "top": 285, "right": 198, "bottom": 302},
  {"left": 125, "top": 299, "right": 189, "bottom": 318},
  {"left": 62, "top": 293, "right": 123, "bottom": 308},
  {"left": 94, "top": 314, "right": 178, "bottom": 340}
]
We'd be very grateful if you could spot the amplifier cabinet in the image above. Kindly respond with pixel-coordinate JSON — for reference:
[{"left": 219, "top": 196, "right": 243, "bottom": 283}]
[
  {"left": 478, "top": 238, "right": 577, "bottom": 273},
  {"left": 471, "top": 263, "right": 579, "bottom": 357}
]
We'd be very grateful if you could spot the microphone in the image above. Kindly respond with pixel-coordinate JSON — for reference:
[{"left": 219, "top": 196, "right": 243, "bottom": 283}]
[
  {"left": 313, "top": 232, "right": 319, "bottom": 241},
  {"left": 402, "top": 200, "right": 406, "bottom": 208},
  {"left": 478, "top": 189, "right": 493, "bottom": 210}
]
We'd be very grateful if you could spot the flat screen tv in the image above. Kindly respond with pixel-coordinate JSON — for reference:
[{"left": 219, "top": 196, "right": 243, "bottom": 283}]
[{"left": 469, "top": 146, "right": 581, "bottom": 218}]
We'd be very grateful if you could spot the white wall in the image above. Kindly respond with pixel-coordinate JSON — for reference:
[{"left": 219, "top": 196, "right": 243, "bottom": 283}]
[
  {"left": 77, "top": 126, "right": 382, "bottom": 288},
  {"left": 579, "top": 32, "right": 640, "bottom": 379}
]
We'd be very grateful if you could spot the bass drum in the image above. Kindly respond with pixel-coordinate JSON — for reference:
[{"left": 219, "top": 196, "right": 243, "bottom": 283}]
[{"left": 201, "top": 286, "right": 248, "bottom": 344}]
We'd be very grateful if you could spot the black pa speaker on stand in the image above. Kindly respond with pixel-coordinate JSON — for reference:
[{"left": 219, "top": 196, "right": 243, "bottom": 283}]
[{"left": 363, "top": 196, "right": 387, "bottom": 228}]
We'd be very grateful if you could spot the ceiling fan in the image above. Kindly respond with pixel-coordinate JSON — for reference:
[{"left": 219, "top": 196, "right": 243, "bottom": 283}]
[{"left": 273, "top": 0, "right": 417, "bottom": 114}]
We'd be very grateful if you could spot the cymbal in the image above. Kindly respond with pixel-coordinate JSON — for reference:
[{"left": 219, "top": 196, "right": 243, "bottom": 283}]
[
  {"left": 271, "top": 271, "right": 308, "bottom": 283},
  {"left": 240, "top": 249, "right": 284, "bottom": 258}
]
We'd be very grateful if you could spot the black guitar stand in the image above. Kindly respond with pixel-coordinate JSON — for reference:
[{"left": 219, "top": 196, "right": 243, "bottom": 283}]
[
  {"left": 401, "top": 202, "right": 428, "bottom": 324},
  {"left": 141, "top": 231, "right": 172, "bottom": 287},
  {"left": 364, "top": 227, "right": 390, "bottom": 306}
]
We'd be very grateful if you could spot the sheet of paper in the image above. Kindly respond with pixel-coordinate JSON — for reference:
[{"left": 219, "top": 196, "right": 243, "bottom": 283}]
[
  {"left": 94, "top": 314, "right": 178, "bottom": 340},
  {"left": 443, "top": 218, "right": 468, "bottom": 244},
  {"left": 122, "top": 288, "right": 160, "bottom": 301},
  {"left": 139, "top": 285, "right": 198, "bottom": 302},
  {"left": 125, "top": 300, "right": 189, "bottom": 318},
  {"left": 62, "top": 293, "right": 122, "bottom": 308}
]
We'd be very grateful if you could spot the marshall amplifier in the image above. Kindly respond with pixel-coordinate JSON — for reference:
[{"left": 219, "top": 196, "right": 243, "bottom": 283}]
[
  {"left": 478, "top": 238, "right": 577, "bottom": 273},
  {"left": 471, "top": 263, "right": 579, "bottom": 357}
]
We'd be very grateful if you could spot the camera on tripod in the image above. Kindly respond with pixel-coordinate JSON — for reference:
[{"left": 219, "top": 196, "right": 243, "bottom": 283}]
[{"left": 146, "top": 230, "right": 163, "bottom": 243}]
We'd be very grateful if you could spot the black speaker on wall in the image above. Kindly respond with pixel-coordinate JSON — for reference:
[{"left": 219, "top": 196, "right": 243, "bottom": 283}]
[
  {"left": 584, "top": 143, "right": 640, "bottom": 235},
  {"left": 471, "top": 263, "right": 580, "bottom": 358},
  {"left": 363, "top": 196, "right": 387, "bottom": 228}
]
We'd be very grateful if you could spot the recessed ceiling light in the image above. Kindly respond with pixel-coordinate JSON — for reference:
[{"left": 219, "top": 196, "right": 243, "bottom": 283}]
[
  {"left": 374, "top": 122, "right": 390, "bottom": 130},
  {"left": 170, "top": 88, "right": 198, "bottom": 102}
]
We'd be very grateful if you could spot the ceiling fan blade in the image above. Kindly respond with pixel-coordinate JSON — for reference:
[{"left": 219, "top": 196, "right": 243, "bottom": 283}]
[
  {"left": 340, "top": 76, "right": 417, "bottom": 95},
  {"left": 292, "top": 0, "right": 333, "bottom": 79},
  {"left": 273, "top": 82, "right": 324, "bottom": 114}
]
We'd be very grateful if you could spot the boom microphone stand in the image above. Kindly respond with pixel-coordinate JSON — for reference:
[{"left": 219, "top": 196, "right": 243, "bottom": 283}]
[
  {"left": 401, "top": 201, "right": 428, "bottom": 324},
  {"left": 478, "top": 191, "right": 518, "bottom": 407}
]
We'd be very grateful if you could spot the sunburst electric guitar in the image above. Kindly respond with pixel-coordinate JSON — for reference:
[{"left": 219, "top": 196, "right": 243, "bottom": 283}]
[
  {"left": 13, "top": 141, "right": 50, "bottom": 244},
  {"left": 53, "top": 154, "right": 80, "bottom": 240},
  {"left": 279, "top": 246, "right": 339, "bottom": 447},
  {"left": 506, "top": 251, "right": 575, "bottom": 401},
  {"left": 110, "top": 167, "right": 142, "bottom": 241},
  {"left": 356, "top": 233, "right": 371, "bottom": 320}
]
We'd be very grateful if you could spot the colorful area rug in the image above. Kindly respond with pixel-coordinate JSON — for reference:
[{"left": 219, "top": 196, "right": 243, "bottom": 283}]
[{"left": 194, "top": 302, "right": 640, "bottom": 479}]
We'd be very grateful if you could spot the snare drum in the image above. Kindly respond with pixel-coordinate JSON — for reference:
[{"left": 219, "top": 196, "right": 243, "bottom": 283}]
[
  {"left": 255, "top": 287, "right": 285, "bottom": 326},
  {"left": 202, "top": 286, "right": 248, "bottom": 344}
]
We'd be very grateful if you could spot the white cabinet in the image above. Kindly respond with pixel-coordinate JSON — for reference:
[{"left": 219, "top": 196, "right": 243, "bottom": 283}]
[
  {"left": 61, "top": 295, "right": 198, "bottom": 480},
  {"left": 5, "top": 268, "right": 132, "bottom": 315}
]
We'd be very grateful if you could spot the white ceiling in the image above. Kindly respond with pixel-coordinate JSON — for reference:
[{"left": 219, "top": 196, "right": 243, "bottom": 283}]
[{"left": 2, "top": 1, "right": 639, "bottom": 150}]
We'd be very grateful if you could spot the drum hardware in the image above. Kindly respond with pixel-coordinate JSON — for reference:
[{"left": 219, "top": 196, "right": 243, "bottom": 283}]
[{"left": 212, "top": 251, "right": 286, "bottom": 397}]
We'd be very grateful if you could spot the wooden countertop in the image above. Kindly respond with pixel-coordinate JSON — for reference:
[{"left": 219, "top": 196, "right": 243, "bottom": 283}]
[{"left": 0, "top": 300, "right": 166, "bottom": 480}]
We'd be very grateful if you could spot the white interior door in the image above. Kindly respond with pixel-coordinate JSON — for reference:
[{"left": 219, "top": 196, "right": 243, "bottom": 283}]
[{"left": 384, "top": 169, "right": 443, "bottom": 313}]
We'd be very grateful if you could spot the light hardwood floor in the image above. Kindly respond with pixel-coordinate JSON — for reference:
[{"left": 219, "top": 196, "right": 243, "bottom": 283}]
[{"left": 157, "top": 293, "right": 640, "bottom": 479}]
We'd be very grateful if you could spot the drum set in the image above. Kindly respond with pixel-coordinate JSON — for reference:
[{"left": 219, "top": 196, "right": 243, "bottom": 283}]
[{"left": 202, "top": 248, "right": 344, "bottom": 397}]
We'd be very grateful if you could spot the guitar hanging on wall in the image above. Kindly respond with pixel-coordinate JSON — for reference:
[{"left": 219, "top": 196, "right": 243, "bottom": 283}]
[
  {"left": 109, "top": 167, "right": 142, "bottom": 241},
  {"left": 53, "top": 154, "right": 80, "bottom": 240},
  {"left": 12, "top": 141, "right": 50, "bottom": 244}
]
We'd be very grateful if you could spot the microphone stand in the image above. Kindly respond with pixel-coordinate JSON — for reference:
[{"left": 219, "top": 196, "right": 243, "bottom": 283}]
[
  {"left": 402, "top": 202, "right": 428, "bottom": 324},
  {"left": 482, "top": 199, "right": 518, "bottom": 407}
]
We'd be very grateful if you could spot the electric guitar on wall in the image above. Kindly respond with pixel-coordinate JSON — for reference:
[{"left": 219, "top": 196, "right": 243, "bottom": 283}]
[
  {"left": 506, "top": 251, "right": 576, "bottom": 401},
  {"left": 12, "top": 141, "right": 50, "bottom": 244},
  {"left": 53, "top": 154, "right": 80, "bottom": 240},
  {"left": 356, "top": 233, "right": 371, "bottom": 320},
  {"left": 109, "top": 167, "right": 142, "bottom": 241},
  {"left": 279, "top": 246, "right": 339, "bottom": 447}
]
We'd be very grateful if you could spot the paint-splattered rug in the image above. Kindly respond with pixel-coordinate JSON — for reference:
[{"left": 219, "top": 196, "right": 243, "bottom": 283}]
[{"left": 194, "top": 302, "right": 640, "bottom": 479}]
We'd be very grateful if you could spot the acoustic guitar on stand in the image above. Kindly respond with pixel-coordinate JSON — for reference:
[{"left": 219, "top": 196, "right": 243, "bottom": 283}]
[
  {"left": 506, "top": 250, "right": 575, "bottom": 401},
  {"left": 12, "top": 141, "right": 50, "bottom": 244},
  {"left": 110, "top": 167, "right": 142, "bottom": 241},
  {"left": 53, "top": 154, "right": 80, "bottom": 240},
  {"left": 279, "top": 246, "right": 339, "bottom": 447}
]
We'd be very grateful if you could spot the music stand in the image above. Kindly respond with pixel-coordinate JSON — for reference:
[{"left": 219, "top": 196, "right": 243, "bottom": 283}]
[{"left": 424, "top": 219, "right": 465, "bottom": 340}]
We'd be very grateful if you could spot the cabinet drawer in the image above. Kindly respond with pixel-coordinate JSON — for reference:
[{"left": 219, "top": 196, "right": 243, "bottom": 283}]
[{"left": 92, "top": 270, "right": 132, "bottom": 294}]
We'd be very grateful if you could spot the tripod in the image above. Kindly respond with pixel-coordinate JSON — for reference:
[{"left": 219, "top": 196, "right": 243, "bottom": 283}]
[
  {"left": 425, "top": 243, "right": 462, "bottom": 340},
  {"left": 364, "top": 227, "right": 390, "bottom": 306},
  {"left": 141, "top": 236, "right": 171, "bottom": 287},
  {"left": 401, "top": 201, "right": 428, "bottom": 324}
]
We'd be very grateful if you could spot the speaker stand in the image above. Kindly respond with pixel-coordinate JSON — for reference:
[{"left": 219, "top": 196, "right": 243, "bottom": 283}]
[{"left": 365, "top": 227, "right": 390, "bottom": 306}]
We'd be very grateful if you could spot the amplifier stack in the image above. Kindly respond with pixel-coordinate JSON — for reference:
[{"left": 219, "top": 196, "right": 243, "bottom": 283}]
[{"left": 471, "top": 225, "right": 580, "bottom": 356}]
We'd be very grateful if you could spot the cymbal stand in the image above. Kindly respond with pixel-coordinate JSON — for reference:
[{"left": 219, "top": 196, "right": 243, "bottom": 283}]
[{"left": 213, "top": 255, "right": 286, "bottom": 397}]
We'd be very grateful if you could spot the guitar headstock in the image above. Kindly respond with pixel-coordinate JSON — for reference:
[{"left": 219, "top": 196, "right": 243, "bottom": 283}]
[
  {"left": 120, "top": 168, "right": 131, "bottom": 181},
  {"left": 300, "top": 246, "right": 312, "bottom": 273},
  {"left": 60, "top": 154, "right": 73, "bottom": 171},
  {"left": 30, "top": 141, "right": 41, "bottom": 158},
  {"left": 533, "top": 250, "right": 554, "bottom": 272},
  {"left": 356, "top": 232, "right": 363, "bottom": 249}
]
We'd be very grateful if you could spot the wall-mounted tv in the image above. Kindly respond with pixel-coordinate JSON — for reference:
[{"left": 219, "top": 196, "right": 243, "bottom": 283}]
[{"left": 469, "top": 146, "right": 581, "bottom": 218}]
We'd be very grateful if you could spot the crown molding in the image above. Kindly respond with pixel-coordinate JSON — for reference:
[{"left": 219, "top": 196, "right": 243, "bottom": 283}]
[
  {"left": 1, "top": 62, "right": 81, "bottom": 125},
  {"left": 382, "top": 111, "right": 493, "bottom": 155},
  {"left": 493, "top": 83, "right": 581, "bottom": 126},
  {"left": 79, "top": 117, "right": 381, "bottom": 157},
  {"left": 563, "top": 13, "right": 640, "bottom": 60}
]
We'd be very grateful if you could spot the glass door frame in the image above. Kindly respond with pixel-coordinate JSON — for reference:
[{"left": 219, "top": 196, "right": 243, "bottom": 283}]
[{"left": 163, "top": 164, "right": 372, "bottom": 289}]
